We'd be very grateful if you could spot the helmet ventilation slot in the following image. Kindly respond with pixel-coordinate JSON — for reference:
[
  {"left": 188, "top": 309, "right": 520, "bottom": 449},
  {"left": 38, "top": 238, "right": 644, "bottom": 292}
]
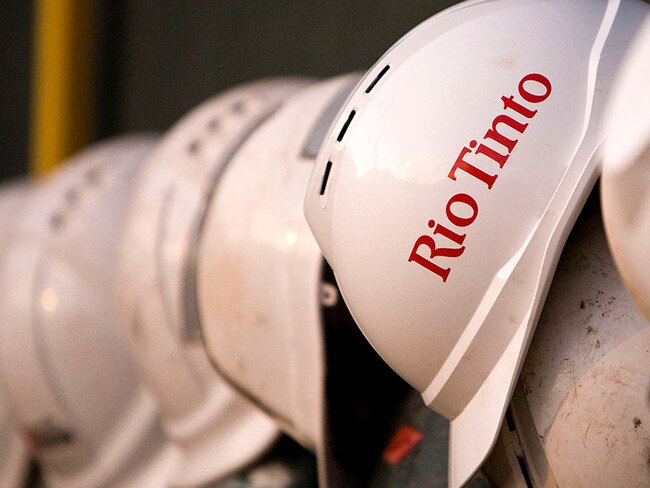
[
  {"left": 319, "top": 161, "right": 333, "bottom": 196},
  {"left": 365, "top": 65, "right": 390, "bottom": 94},
  {"left": 336, "top": 110, "right": 356, "bottom": 142}
]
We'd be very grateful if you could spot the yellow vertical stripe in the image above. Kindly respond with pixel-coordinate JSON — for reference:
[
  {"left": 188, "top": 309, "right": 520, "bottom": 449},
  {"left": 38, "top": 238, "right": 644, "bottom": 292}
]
[{"left": 30, "top": 0, "right": 94, "bottom": 177}]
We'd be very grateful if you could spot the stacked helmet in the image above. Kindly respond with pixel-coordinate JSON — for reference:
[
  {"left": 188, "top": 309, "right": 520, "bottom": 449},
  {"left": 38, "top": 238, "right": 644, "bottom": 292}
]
[
  {"left": 0, "top": 393, "right": 27, "bottom": 488},
  {"left": 0, "top": 137, "right": 175, "bottom": 487},
  {"left": 118, "top": 79, "right": 308, "bottom": 487},
  {"left": 197, "top": 75, "right": 411, "bottom": 487},
  {"left": 0, "top": 181, "right": 30, "bottom": 488},
  {"left": 304, "top": 0, "right": 650, "bottom": 486},
  {"left": 602, "top": 14, "right": 650, "bottom": 321},
  {"left": 482, "top": 205, "right": 650, "bottom": 487}
]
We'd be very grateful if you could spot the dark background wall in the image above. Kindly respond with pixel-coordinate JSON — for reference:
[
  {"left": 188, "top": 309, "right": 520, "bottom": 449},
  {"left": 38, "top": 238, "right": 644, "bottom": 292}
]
[
  {"left": 1, "top": 1, "right": 458, "bottom": 181},
  {"left": 1, "top": 1, "right": 34, "bottom": 180}
]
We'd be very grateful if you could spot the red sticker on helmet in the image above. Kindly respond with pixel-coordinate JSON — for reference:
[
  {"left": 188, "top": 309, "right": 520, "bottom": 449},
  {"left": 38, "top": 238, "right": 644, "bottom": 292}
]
[{"left": 382, "top": 425, "right": 424, "bottom": 465}]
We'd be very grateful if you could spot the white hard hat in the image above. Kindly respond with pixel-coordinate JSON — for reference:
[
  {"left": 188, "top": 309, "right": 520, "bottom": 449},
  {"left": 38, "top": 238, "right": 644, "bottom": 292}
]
[
  {"left": 0, "top": 393, "right": 27, "bottom": 488},
  {"left": 0, "top": 181, "right": 30, "bottom": 488},
  {"left": 304, "top": 1, "right": 650, "bottom": 486},
  {"left": 0, "top": 137, "right": 175, "bottom": 488},
  {"left": 483, "top": 205, "right": 650, "bottom": 488},
  {"left": 602, "top": 15, "right": 650, "bottom": 321},
  {"left": 197, "top": 75, "right": 411, "bottom": 487},
  {"left": 119, "top": 79, "right": 309, "bottom": 487}
]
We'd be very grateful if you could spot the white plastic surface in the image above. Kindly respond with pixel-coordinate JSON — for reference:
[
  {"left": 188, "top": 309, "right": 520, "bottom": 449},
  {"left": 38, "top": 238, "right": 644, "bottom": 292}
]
[
  {"left": 0, "top": 137, "right": 177, "bottom": 488},
  {"left": 0, "top": 394, "right": 27, "bottom": 488},
  {"left": 0, "top": 182, "right": 30, "bottom": 488},
  {"left": 197, "top": 75, "right": 359, "bottom": 487},
  {"left": 304, "top": 1, "right": 649, "bottom": 486},
  {"left": 602, "top": 15, "right": 650, "bottom": 321},
  {"left": 119, "top": 79, "right": 308, "bottom": 487},
  {"left": 518, "top": 214, "right": 650, "bottom": 488},
  {"left": 485, "top": 213, "right": 650, "bottom": 488}
]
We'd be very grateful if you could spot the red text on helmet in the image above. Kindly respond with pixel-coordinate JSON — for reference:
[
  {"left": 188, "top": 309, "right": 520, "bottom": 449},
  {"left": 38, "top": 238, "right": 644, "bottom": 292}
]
[{"left": 408, "top": 73, "right": 552, "bottom": 282}]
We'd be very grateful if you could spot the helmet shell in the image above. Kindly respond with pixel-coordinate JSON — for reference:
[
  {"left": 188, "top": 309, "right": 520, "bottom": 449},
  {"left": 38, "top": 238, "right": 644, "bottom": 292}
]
[
  {"left": 0, "top": 137, "right": 174, "bottom": 488},
  {"left": 0, "top": 181, "right": 30, "bottom": 488},
  {"left": 304, "top": 0, "right": 649, "bottom": 485},
  {"left": 197, "top": 75, "right": 361, "bottom": 487},
  {"left": 485, "top": 208, "right": 650, "bottom": 488},
  {"left": 119, "top": 79, "right": 309, "bottom": 487},
  {"left": 602, "top": 15, "right": 650, "bottom": 321}
]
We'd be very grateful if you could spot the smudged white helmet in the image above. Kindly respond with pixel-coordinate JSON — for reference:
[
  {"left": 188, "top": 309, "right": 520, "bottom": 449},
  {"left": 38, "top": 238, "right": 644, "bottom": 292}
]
[
  {"left": 304, "top": 0, "right": 650, "bottom": 486},
  {"left": 119, "top": 79, "right": 308, "bottom": 487},
  {"left": 602, "top": 14, "right": 650, "bottom": 321},
  {"left": 0, "top": 394, "right": 27, "bottom": 488},
  {"left": 197, "top": 75, "right": 411, "bottom": 488},
  {"left": 0, "top": 181, "right": 30, "bottom": 488},
  {"left": 483, "top": 206, "right": 650, "bottom": 488},
  {"left": 0, "top": 137, "right": 174, "bottom": 488}
]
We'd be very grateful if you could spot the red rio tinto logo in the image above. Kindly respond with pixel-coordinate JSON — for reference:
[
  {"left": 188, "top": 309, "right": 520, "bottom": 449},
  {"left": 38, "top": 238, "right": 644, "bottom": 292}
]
[{"left": 408, "top": 73, "right": 553, "bottom": 282}]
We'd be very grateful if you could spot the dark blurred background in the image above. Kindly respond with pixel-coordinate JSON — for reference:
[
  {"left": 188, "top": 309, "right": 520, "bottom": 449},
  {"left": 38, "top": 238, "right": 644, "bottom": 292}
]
[{"left": 1, "top": 1, "right": 459, "bottom": 181}]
